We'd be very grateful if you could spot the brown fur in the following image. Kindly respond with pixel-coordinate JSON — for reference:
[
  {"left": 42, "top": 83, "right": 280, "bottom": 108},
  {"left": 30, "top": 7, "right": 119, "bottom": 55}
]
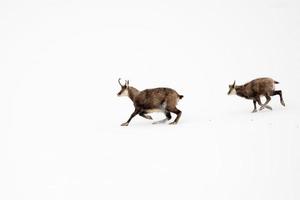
[
  {"left": 117, "top": 79, "right": 183, "bottom": 126},
  {"left": 228, "top": 77, "right": 285, "bottom": 112}
]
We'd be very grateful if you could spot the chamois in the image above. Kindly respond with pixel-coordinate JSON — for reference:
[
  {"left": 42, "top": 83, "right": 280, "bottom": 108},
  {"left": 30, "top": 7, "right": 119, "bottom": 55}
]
[
  {"left": 117, "top": 78, "right": 184, "bottom": 126},
  {"left": 228, "top": 77, "right": 286, "bottom": 112}
]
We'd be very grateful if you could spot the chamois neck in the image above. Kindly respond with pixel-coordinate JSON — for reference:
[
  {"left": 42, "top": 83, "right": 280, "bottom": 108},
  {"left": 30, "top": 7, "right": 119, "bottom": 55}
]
[
  {"left": 128, "top": 86, "right": 140, "bottom": 101},
  {"left": 236, "top": 85, "right": 247, "bottom": 98}
]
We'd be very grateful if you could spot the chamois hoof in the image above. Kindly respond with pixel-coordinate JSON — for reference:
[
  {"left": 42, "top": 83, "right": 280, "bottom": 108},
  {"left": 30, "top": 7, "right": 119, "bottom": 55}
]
[
  {"left": 169, "top": 122, "right": 178, "bottom": 125},
  {"left": 259, "top": 106, "right": 272, "bottom": 111},
  {"left": 259, "top": 106, "right": 265, "bottom": 111},
  {"left": 281, "top": 101, "right": 286, "bottom": 107},
  {"left": 121, "top": 122, "right": 129, "bottom": 126},
  {"left": 265, "top": 105, "right": 272, "bottom": 110},
  {"left": 145, "top": 115, "right": 153, "bottom": 120},
  {"left": 252, "top": 109, "right": 257, "bottom": 113}
]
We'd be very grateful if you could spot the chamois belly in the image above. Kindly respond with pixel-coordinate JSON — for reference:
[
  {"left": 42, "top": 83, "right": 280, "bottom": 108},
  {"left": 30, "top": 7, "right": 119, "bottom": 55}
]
[
  {"left": 143, "top": 102, "right": 167, "bottom": 114},
  {"left": 145, "top": 108, "right": 163, "bottom": 113}
]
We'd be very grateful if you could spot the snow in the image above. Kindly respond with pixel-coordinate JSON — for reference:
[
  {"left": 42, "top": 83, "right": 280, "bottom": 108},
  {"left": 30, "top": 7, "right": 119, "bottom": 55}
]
[{"left": 1, "top": 0, "right": 300, "bottom": 199}]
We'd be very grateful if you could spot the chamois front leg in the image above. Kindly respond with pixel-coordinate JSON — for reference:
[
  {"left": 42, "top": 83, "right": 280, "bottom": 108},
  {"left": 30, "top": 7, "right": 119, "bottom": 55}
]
[
  {"left": 252, "top": 100, "right": 257, "bottom": 113},
  {"left": 259, "top": 95, "right": 272, "bottom": 111},
  {"left": 121, "top": 108, "right": 141, "bottom": 126},
  {"left": 255, "top": 97, "right": 272, "bottom": 111}
]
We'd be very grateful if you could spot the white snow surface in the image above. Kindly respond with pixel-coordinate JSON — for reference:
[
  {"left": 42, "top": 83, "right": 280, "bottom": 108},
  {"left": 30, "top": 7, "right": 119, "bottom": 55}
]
[{"left": 1, "top": 0, "right": 300, "bottom": 199}]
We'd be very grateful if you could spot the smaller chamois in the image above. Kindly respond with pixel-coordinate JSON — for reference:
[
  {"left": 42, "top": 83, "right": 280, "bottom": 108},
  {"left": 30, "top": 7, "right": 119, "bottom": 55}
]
[
  {"left": 117, "top": 78, "right": 184, "bottom": 126},
  {"left": 228, "top": 77, "right": 286, "bottom": 112}
]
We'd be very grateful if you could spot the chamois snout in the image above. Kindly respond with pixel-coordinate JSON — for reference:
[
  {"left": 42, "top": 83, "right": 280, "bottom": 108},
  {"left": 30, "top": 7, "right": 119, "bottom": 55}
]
[{"left": 117, "top": 86, "right": 128, "bottom": 97}]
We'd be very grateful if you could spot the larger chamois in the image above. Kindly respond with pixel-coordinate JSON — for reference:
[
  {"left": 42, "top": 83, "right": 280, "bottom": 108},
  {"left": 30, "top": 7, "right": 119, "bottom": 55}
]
[
  {"left": 228, "top": 77, "right": 286, "bottom": 112},
  {"left": 117, "top": 78, "right": 184, "bottom": 126}
]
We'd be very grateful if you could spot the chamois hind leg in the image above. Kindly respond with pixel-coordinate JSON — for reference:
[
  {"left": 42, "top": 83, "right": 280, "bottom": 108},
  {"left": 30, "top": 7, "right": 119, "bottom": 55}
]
[
  {"left": 271, "top": 90, "right": 286, "bottom": 106},
  {"left": 167, "top": 107, "right": 182, "bottom": 125},
  {"left": 152, "top": 112, "right": 172, "bottom": 125},
  {"left": 256, "top": 97, "right": 272, "bottom": 111},
  {"left": 121, "top": 108, "right": 141, "bottom": 126},
  {"left": 259, "top": 95, "right": 272, "bottom": 111},
  {"left": 139, "top": 112, "right": 153, "bottom": 120},
  {"left": 165, "top": 112, "right": 172, "bottom": 120}
]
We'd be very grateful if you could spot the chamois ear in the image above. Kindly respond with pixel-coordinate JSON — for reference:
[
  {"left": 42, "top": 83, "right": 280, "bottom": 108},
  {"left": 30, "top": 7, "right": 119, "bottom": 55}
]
[
  {"left": 125, "top": 80, "right": 129, "bottom": 87},
  {"left": 233, "top": 80, "right": 236, "bottom": 87}
]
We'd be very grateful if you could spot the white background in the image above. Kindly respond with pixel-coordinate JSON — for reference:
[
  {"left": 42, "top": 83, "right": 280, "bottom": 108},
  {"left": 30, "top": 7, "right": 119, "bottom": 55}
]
[{"left": 1, "top": 0, "right": 300, "bottom": 199}]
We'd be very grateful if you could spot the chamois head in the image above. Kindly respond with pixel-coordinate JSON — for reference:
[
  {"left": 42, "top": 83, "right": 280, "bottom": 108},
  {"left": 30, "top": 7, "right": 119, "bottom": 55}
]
[
  {"left": 117, "top": 78, "right": 130, "bottom": 97},
  {"left": 227, "top": 80, "right": 237, "bottom": 95}
]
